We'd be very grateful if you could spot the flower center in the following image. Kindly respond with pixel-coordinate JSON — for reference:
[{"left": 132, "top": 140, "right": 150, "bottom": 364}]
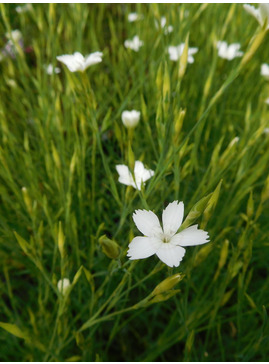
[{"left": 162, "top": 234, "right": 171, "bottom": 244}]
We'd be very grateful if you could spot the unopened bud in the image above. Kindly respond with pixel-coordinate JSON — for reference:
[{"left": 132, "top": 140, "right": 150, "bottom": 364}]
[
  {"left": 99, "top": 235, "right": 120, "bottom": 259},
  {"left": 149, "top": 289, "right": 180, "bottom": 304},
  {"left": 57, "top": 278, "right": 70, "bottom": 295},
  {"left": 152, "top": 273, "right": 184, "bottom": 296},
  {"left": 22, "top": 187, "right": 32, "bottom": 215}
]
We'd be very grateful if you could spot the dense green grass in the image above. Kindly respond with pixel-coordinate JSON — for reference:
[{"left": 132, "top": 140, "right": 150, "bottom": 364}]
[{"left": 0, "top": 3, "right": 269, "bottom": 361}]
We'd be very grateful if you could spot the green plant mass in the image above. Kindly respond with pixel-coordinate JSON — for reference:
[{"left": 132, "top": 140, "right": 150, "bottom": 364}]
[{"left": 0, "top": 3, "right": 269, "bottom": 362}]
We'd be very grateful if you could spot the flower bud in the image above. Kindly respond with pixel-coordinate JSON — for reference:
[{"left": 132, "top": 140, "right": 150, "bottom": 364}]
[
  {"left": 99, "top": 235, "right": 120, "bottom": 259},
  {"left": 121, "top": 110, "right": 140, "bottom": 129},
  {"left": 57, "top": 278, "right": 70, "bottom": 295},
  {"left": 152, "top": 273, "right": 184, "bottom": 296}
]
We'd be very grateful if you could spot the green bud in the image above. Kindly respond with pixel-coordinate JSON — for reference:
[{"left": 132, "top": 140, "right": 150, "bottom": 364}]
[
  {"left": 149, "top": 289, "right": 180, "bottom": 304},
  {"left": 179, "top": 33, "right": 189, "bottom": 79},
  {"left": 99, "top": 235, "right": 120, "bottom": 259},
  {"left": 152, "top": 273, "right": 184, "bottom": 296},
  {"left": 180, "top": 194, "right": 212, "bottom": 230}
]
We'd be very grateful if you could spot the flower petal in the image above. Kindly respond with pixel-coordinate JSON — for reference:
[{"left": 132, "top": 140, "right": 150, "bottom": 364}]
[
  {"left": 156, "top": 244, "right": 186, "bottom": 267},
  {"left": 243, "top": 4, "right": 262, "bottom": 24},
  {"left": 133, "top": 209, "right": 163, "bottom": 237},
  {"left": 170, "top": 224, "right": 210, "bottom": 246},
  {"left": 162, "top": 201, "right": 184, "bottom": 237},
  {"left": 116, "top": 164, "right": 135, "bottom": 187},
  {"left": 127, "top": 236, "right": 161, "bottom": 260}
]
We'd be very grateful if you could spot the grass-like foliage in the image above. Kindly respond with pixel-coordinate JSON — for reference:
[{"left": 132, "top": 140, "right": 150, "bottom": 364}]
[{"left": 0, "top": 3, "right": 269, "bottom": 361}]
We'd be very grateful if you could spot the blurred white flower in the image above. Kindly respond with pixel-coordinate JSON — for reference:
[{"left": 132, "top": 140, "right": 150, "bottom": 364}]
[
  {"left": 168, "top": 43, "right": 198, "bottom": 63},
  {"left": 116, "top": 161, "right": 154, "bottom": 190},
  {"left": 6, "top": 30, "right": 23, "bottom": 43},
  {"left": 128, "top": 12, "right": 143, "bottom": 22},
  {"left": 16, "top": 4, "right": 32, "bottom": 13},
  {"left": 124, "top": 35, "right": 143, "bottom": 52},
  {"left": 57, "top": 278, "right": 70, "bottom": 295},
  {"left": 46, "top": 64, "right": 61, "bottom": 75},
  {"left": 243, "top": 3, "right": 269, "bottom": 29},
  {"left": 265, "top": 97, "right": 269, "bottom": 104},
  {"left": 121, "top": 110, "right": 140, "bottom": 129},
  {"left": 155, "top": 17, "right": 173, "bottom": 34},
  {"left": 56, "top": 51, "right": 103, "bottom": 72},
  {"left": 261, "top": 63, "right": 269, "bottom": 80},
  {"left": 263, "top": 127, "right": 269, "bottom": 134},
  {"left": 127, "top": 201, "right": 209, "bottom": 267},
  {"left": 216, "top": 41, "right": 243, "bottom": 60}
]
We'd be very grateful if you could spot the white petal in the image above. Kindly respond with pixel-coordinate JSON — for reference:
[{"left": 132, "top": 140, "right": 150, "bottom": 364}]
[
  {"left": 243, "top": 4, "right": 262, "bottom": 24},
  {"left": 156, "top": 244, "right": 186, "bottom": 267},
  {"left": 127, "top": 236, "right": 161, "bottom": 259},
  {"left": 162, "top": 201, "right": 184, "bottom": 237},
  {"left": 133, "top": 209, "right": 163, "bottom": 237},
  {"left": 56, "top": 54, "right": 83, "bottom": 72},
  {"left": 116, "top": 164, "right": 135, "bottom": 187},
  {"left": 171, "top": 224, "right": 210, "bottom": 246}
]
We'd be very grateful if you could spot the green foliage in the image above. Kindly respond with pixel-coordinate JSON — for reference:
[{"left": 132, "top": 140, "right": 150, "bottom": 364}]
[{"left": 0, "top": 3, "right": 269, "bottom": 362}]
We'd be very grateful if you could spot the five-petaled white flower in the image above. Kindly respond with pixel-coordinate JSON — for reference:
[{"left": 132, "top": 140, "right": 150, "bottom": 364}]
[
  {"left": 124, "top": 35, "right": 144, "bottom": 52},
  {"left": 243, "top": 3, "right": 269, "bottom": 29},
  {"left": 116, "top": 161, "right": 154, "bottom": 190},
  {"left": 128, "top": 12, "right": 143, "bottom": 22},
  {"left": 56, "top": 51, "right": 103, "bottom": 72},
  {"left": 46, "top": 64, "right": 61, "bottom": 75},
  {"left": 121, "top": 110, "right": 140, "bottom": 129},
  {"left": 57, "top": 278, "right": 70, "bottom": 295},
  {"left": 261, "top": 63, "right": 269, "bottom": 80},
  {"left": 168, "top": 43, "right": 198, "bottom": 63},
  {"left": 127, "top": 201, "right": 210, "bottom": 267},
  {"left": 216, "top": 41, "right": 243, "bottom": 60}
]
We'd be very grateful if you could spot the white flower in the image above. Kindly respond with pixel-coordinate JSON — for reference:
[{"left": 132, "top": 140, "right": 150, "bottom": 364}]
[
  {"left": 168, "top": 43, "right": 198, "bottom": 63},
  {"left": 56, "top": 51, "right": 103, "bottom": 72},
  {"left": 243, "top": 3, "right": 269, "bottom": 29},
  {"left": 263, "top": 127, "right": 269, "bottom": 134},
  {"left": 128, "top": 12, "right": 143, "bottom": 22},
  {"left": 265, "top": 97, "right": 269, "bottom": 104},
  {"left": 121, "top": 110, "right": 140, "bottom": 128},
  {"left": 116, "top": 161, "right": 154, "bottom": 190},
  {"left": 16, "top": 4, "right": 32, "bottom": 13},
  {"left": 6, "top": 30, "right": 23, "bottom": 43},
  {"left": 57, "top": 278, "right": 70, "bottom": 295},
  {"left": 155, "top": 17, "right": 173, "bottom": 34},
  {"left": 261, "top": 63, "right": 269, "bottom": 80},
  {"left": 216, "top": 41, "right": 243, "bottom": 60},
  {"left": 124, "top": 35, "right": 143, "bottom": 52},
  {"left": 46, "top": 64, "right": 61, "bottom": 75},
  {"left": 127, "top": 201, "right": 209, "bottom": 267}
]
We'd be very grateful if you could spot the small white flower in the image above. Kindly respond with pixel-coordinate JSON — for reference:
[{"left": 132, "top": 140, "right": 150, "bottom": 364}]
[
  {"left": 243, "top": 3, "right": 269, "bottom": 29},
  {"left": 57, "top": 278, "right": 70, "bottom": 295},
  {"left": 263, "top": 127, "right": 269, "bottom": 134},
  {"left": 16, "top": 4, "right": 32, "bottom": 13},
  {"left": 155, "top": 17, "right": 173, "bottom": 34},
  {"left": 116, "top": 161, "right": 154, "bottom": 191},
  {"left": 127, "top": 201, "right": 210, "bottom": 268},
  {"left": 56, "top": 51, "right": 103, "bottom": 72},
  {"left": 46, "top": 64, "right": 61, "bottom": 75},
  {"left": 265, "top": 97, "right": 269, "bottom": 104},
  {"left": 217, "top": 41, "right": 243, "bottom": 60},
  {"left": 6, "top": 30, "right": 22, "bottom": 43},
  {"left": 261, "top": 63, "right": 269, "bottom": 80},
  {"left": 124, "top": 35, "right": 143, "bottom": 52},
  {"left": 128, "top": 12, "right": 143, "bottom": 22},
  {"left": 121, "top": 110, "right": 140, "bottom": 129},
  {"left": 168, "top": 43, "right": 198, "bottom": 63}
]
